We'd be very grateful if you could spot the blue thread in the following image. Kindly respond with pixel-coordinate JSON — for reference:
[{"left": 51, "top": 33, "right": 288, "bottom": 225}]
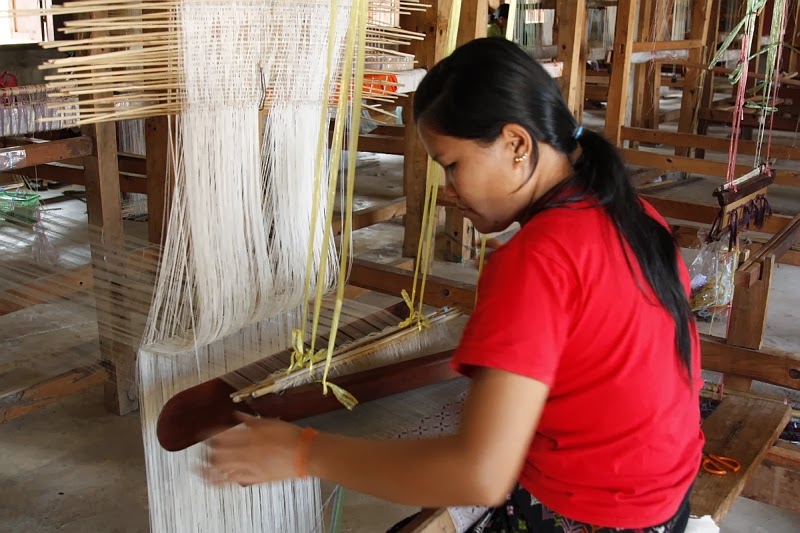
[{"left": 573, "top": 126, "right": 584, "bottom": 140}]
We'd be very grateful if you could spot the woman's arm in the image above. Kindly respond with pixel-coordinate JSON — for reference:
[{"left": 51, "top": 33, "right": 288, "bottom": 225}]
[{"left": 204, "top": 367, "right": 549, "bottom": 508}]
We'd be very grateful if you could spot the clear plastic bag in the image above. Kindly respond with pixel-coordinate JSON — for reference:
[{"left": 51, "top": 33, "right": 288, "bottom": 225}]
[{"left": 688, "top": 230, "right": 739, "bottom": 326}]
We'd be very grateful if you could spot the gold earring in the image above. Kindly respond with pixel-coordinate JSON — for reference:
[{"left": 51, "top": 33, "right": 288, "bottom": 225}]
[{"left": 514, "top": 153, "right": 528, "bottom": 163}]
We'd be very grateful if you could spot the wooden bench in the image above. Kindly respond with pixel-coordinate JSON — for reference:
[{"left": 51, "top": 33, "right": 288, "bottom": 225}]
[
  {"left": 401, "top": 394, "right": 792, "bottom": 532},
  {"left": 691, "top": 394, "right": 792, "bottom": 523}
]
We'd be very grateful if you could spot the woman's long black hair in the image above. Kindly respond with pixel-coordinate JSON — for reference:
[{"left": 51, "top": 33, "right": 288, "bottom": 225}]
[{"left": 413, "top": 38, "right": 693, "bottom": 379}]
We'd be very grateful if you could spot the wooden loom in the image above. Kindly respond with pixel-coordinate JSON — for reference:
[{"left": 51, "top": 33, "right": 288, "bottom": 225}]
[{"left": 2, "top": 0, "right": 798, "bottom": 530}]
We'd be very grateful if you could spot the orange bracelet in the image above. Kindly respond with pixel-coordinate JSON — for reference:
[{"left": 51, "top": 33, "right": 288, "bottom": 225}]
[{"left": 294, "top": 427, "right": 320, "bottom": 478}]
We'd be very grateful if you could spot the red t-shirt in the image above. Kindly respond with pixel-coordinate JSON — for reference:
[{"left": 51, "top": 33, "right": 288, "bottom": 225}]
[{"left": 451, "top": 197, "right": 705, "bottom": 528}]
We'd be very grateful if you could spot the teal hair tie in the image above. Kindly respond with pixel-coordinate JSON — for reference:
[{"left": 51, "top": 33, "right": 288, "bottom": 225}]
[{"left": 573, "top": 126, "right": 584, "bottom": 140}]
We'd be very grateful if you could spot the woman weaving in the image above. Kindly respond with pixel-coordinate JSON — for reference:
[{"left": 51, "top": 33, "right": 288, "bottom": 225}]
[{"left": 203, "top": 38, "right": 705, "bottom": 532}]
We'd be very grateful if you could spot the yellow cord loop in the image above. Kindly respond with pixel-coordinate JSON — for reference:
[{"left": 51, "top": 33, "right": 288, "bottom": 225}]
[{"left": 399, "top": 0, "right": 462, "bottom": 330}]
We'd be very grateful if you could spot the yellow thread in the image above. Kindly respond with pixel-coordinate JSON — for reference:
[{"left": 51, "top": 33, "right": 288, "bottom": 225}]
[
  {"left": 321, "top": 0, "right": 370, "bottom": 396},
  {"left": 303, "top": 0, "right": 358, "bottom": 375},
  {"left": 290, "top": 0, "right": 342, "bottom": 373},
  {"left": 401, "top": 0, "right": 462, "bottom": 329}
]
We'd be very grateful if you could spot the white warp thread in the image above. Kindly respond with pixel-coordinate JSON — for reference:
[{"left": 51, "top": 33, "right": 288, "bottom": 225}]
[{"left": 139, "top": 309, "right": 325, "bottom": 533}]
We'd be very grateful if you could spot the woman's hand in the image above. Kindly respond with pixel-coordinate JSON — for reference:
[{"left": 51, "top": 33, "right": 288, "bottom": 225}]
[{"left": 201, "top": 412, "right": 302, "bottom": 487}]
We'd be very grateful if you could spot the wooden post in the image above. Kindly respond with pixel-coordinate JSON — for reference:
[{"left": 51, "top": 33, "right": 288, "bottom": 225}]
[
  {"left": 82, "top": 120, "right": 138, "bottom": 416},
  {"left": 696, "top": 0, "right": 722, "bottom": 160},
  {"left": 631, "top": 0, "right": 656, "bottom": 139},
  {"left": 401, "top": 0, "right": 452, "bottom": 258},
  {"left": 724, "top": 256, "right": 776, "bottom": 391},
  {"left": 145, "top": 116, "right": 173, "bottom": 244},
  {"left": 604, "top": 0, "right": 638, "bottom": 146},
  {"left": 441, "top": 0, "right": 485, "bottom": 263},
  {"left": 556, "top": 0, "right": 587, "bottom": 119},
  {"left": 78, "top": 10, "right": 138, "bottom": 416},
  {"left": 675, "top": 0, "right": 715, "bottom": 157}
]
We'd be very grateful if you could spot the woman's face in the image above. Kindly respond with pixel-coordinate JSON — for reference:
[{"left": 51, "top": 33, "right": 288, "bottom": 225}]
[{"left": 417, "top": 120, "right": 537, "bottom": 234}]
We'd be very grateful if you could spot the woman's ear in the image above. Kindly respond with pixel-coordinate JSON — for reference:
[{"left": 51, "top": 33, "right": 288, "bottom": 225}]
[{"left": 500, "top": 123, "right": 533, "bottom": 163}]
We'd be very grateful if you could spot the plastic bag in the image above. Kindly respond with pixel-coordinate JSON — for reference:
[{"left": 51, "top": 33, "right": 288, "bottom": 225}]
[{"left": 688, "top": 230, "right": 739, "bottom": 325}]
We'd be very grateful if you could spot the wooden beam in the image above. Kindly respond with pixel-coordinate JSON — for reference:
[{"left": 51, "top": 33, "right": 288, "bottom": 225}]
[
  {"left": 349, "top": 258, "right": 477, "bottom": 311},
  {"left": 604, "top": 0, "right": 637, "bottom": 146},
  {"left": 630, "top": 39, "right": 704, "bottom": 53},
  {"left": 701, "top": 334, "right": 800, "bottom": 391},
  {"left": 332, "top": 198, "right": 407, "bottom": 236},
  {"left": 0, "top": 136, "right": 93, "bottom": 171},
  {"left": 642, "top": 194, "right": 794, "bottom": 235},
  {"left": 357, "top": 133, "right": 405, "bottom": 155},
  {"left": 700, "top": 109, "right": 800, "bottom": 133},
  {"left": 620, "top": 147, "right": 800, "bottom": 187},
  {"left": 0, "top": 365, "right": 107, "bottom": 424}
]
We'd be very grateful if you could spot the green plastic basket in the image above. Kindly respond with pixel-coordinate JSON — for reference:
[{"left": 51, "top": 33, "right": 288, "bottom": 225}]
[{"left": 0, "top": 192, "right": 41, "bottom": 223}]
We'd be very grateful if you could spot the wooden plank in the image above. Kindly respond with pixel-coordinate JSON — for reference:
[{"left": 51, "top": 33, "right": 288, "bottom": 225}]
[
  {"left": 0, "top": 136, "right": 93, "bottom": 171},
  {"left": 675, "top": 0, "right": 714, "bottom": 157},
  {"left": 641, "top": 194, "right": 794, "bottom": 235},
  {"left": 630, "top": 39, "right": 704, "bottom": 53},
  {"left": 556, "top": 0, "right": 587, "bottom": 117},
  {"left": 603, "top": 0, "right": 636, "bottom": 146},
  {"left": 691, "top": 395, "right": 792, "bottom": 523},
  {"left": 0, "top": 365, "right": 107, "bottom": 424},
  {"left": 621, "top": 147, "right": 800, "bottom": 187},
  {"left": 700, "top": 334, "right": 800, "bottom": 391}
]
